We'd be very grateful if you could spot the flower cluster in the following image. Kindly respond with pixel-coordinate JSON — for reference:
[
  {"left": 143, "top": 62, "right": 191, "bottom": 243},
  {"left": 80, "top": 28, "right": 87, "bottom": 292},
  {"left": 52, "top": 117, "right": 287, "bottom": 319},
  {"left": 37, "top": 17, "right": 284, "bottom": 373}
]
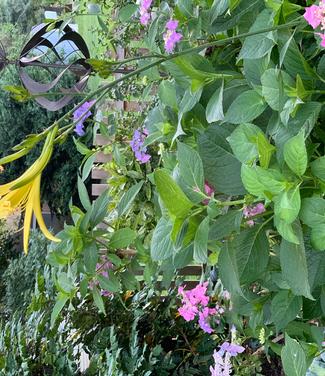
[
  {"left": 210, "top": 341, "right": 245, "bottom": 376},
  {"left": 89, "top": 255, "right": 114, "bottom": 297},
  {"left": 130, "top": 128, "right": 151, "bottom": 164},
  {"left": 178, "top": 282, "right": 224, "bottom": 334},
  {"left": 304, "top": 1, "right": 325, "bottom": 47},
  {"left": 73, "top": 100, "right": 95, "bottom": 136},
  {"left": 243, "top": 202, "right": 265, "bottom": 226},
  {"left": 163, "top": 20, "right": 183, "bottom": 53},
  {"left": 139, "top": 0, "right": 152, "bottom": 26}
]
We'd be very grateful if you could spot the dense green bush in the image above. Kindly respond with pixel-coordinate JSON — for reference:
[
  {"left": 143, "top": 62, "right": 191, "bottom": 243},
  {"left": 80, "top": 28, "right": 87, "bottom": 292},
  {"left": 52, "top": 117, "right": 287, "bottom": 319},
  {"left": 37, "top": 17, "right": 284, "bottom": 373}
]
[{"left": 3, "top": 230, "right": 49, "bottom": 315}]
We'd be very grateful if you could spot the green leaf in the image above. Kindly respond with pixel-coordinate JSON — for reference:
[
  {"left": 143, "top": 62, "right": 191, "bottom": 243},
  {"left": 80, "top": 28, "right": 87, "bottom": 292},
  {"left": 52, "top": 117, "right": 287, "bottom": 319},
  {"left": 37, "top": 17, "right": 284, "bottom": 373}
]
[
  {"left": 310, "top": 156, "right": 325, "bottom": 180},
  {"left": 224, "top": 90, "right": 267, "bottom": 124},
  {"left": 198, "top": 125, "right": 246, "bottom": 195},
  {"left": 206, "top": 80, "right": 224, "bottom": 123},
  {"left": 271, "top": 291, "right": 302, "bottom": 331},
  {"left": 238, "top": 9, "right": 275, "bottom": 60},
  {"left": 98, "top": 272, "right": 121, "bottom": 293},
  {"left": 283, "top": 132, "right": 307, "bottom": 176},
  {"left": 281, "top": 334, "right": 307, "bottom": 376},
  {"left": 193, "top": 217, "right": 209, "bottom": 263},
  {"left": 209, "top": 210, "right": 242, "bottom": 240},
  {"left": 300, "top": 197, "right": 325, "bottom": 227},
  {"left": 280, "top": 222, "right": 313, "bottom": 299},
  {"left": 92, "top": 286, "right": 106, "bottom": 314},
  {"left": 109, "top": 228, "right": 136, "bottom": 249},
  {"left": 84, "top": 241, "right": 98, "bottom": 275},
  {"left": 274, "top": 187, "right": 301, "bottom": 224},
  {"left": 77, "top": 176, "right": 91, "bottom": 211},
  {"left": 51, "top": 293, "right": 68, "bottom": 328},
  {"left": 118, "top": 4, "right": 138, "bottom": 22},
  {"left": 117, "top": 181, "right": 144, "bottom": 217},
  {"left": 218, "top": 241, "right": 243, "bottom": 298},
  {"left": 159, "top": 80, "right": 178, "bottom": 109},
  {"left": 177, "top": 142, "right": 204, "bottom": 193},
  {"left": 89, "top": 189, "right": 110, "bottom": 227},
  {"left": 121, "top": 270, "right": 140, "bottom": 291},
  {"left": 154, "top": 169, "right": 194, "bottom": 218},
  {"left": 241, "top": 165, "right": 286, "bottom": 199},
  {"left": 151, "top": 217, "right": 175, "bottom": 261},
  {"left": 227, "top": 123, "right": 262, "bottom": 164},
  {"left": 257, "top": 133, "right": 275, "bottom": 169},
  {"left": 261, "top": 68, "right": 294, "bottom": 111},
  {"left": 310, "top": 225, "right": 325, "bottom": 251},
  {"left": 274, "top": 216, "right": 300, "bottom": 245},
  {"left": 219, "top": 225, "right": 269, "bottom": 296}
]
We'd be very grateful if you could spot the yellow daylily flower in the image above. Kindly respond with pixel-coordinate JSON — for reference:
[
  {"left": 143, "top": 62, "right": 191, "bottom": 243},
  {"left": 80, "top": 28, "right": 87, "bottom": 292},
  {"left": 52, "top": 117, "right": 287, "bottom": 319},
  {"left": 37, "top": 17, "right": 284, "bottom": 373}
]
[{"left": 0, "top": 126, "right": 60, "bottom": 253}]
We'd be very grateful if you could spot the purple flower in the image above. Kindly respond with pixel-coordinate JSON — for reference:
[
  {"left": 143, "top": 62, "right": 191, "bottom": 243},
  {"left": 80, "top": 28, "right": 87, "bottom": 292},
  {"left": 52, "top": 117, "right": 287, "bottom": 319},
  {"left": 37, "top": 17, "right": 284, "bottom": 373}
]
[
  {"left": 73, "top": 100, "right": 95, "bottom": 136},
  {"left": 178, "top": 282, "right": 224, "bottom": 333},
  {"left": 243, "top": 203, "right": 265, "bottom": 226},
  {"left": 163, "top": 19, "right": 182, "bottom": 53},
  {"left": 139, "top": 0, "right": 152, "bottom": 26},
  {"left": 166, "top": 19, "right": 179, "bottom": 30},
  {"left": 219, "top": 342, "right": 245, "bottom": 357},
  {"left": 130, "top": 128, "right": 151, "bottom": 164}
]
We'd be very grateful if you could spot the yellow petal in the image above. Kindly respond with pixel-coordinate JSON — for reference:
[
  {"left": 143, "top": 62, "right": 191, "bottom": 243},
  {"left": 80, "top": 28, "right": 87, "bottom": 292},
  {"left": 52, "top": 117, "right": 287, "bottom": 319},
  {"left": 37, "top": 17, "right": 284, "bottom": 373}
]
[
  {"left": 32, "top": 174, "right": 60, "bottom": 244},
  {"left": 23, "top": 183, "right": 34, "bottom": 254}
]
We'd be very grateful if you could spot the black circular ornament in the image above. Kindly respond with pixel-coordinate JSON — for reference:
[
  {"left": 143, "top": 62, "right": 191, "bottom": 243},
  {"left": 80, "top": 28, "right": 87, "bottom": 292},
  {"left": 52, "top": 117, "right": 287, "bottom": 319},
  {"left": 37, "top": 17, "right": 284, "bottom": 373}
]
[{"left": 18, "top": 20, "right": 91, "bottom": 111}]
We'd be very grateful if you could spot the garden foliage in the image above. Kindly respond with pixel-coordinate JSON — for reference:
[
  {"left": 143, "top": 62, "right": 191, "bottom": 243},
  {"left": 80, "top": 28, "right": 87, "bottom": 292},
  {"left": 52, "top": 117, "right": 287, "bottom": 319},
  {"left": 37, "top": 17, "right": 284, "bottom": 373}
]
[{"left": 0, "top": 0, "right": 325, "bottom": 374}]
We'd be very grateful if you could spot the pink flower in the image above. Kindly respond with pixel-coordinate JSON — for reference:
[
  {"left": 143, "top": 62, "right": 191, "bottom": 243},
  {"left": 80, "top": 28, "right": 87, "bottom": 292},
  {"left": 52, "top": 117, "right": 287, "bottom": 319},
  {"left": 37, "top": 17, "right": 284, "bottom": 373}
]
[
  {"left": 304, "top": 5, "right": 322, "bottom": 29},
  {"left": 243, "top": 203, "right": 265, "bottom": 226},
  {"left": 178, "top": 282, "right": 224, "bottom": 333},
  {"left": 163, "top": 19, "right": 182, "bottom": 53},
  {"left": 139, "top": 0, "right": 153, "bottom": 26},
  {"left": 140, "top": 12, "right": 151, "bottom": 25},
  {"left": 203, "top": 181, "right": 214, "bottom": 205},
  {"left": 166, "top": 19, "right": 179, "bottom": 30}
]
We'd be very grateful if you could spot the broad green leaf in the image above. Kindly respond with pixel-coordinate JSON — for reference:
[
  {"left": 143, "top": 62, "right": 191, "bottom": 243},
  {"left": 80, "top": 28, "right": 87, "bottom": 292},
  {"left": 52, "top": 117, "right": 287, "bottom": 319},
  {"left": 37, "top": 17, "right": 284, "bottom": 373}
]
[
  {"left": 210, "top": 0, "right": 228, "bottom": 23},
  {"left": 177, "top": 142, "right": 204, "bottom": 193},
  {"left": 283, "top": 132, "right": 307, "bottom": 176},
  {"left": 154, "top": 169, "right": 193, "bottom": 218},
  {"left": 241, "top": 165, "right": 286, "bottom": 199},
  {"left": 310, "top": 225, "right": 325, "bottom": 251},
  {"left": 98, "top": 273, "right": 121, "bottom": 293},
  {"left": 92, "top": 286, "right": 106, "bottom": 314},
  {"left": 310, "top": 156, "right": 325, "bottom": 181},
  {"left": 151, "top": 217, "right": 175, "bottom": 261},
  {"left": 109, "top": 228, "right": 136, "bottom": 249},
  {"left": 243, "top": 55, "right": 270, "bottom": 86},
  {"left": 280, "top": 222, "right": 313, "bottom": 299},
  {"left": 300, "top": 198, "right": 325, "bottom": 227},
  {"left": 227, "top": 123, "right": 258, "bottom": 163},
  {"left": 274, "top": 187, "right": 301, "bottom": 224},
  {"left": 50, "top": 293, "right": 69, "bottom": 328},
  {"left": 84, "top": 241, "right": 98, "bottom": 274},
  {"left": 209, "top": 210, "right": 242, "bottom": 240},
  {"left": 206, "top": 80, "right": 224, "bottom": 123},
  {"left": 158, "top": 80, "right": 177, "bottom": 109},
  {"left": 219, "top": 225, "right": 269, "bottom": 296},
  {"left": 234, "top": 225, "right": 270, "bottom": 284},
  {"left": 224, "top": 90, "right": 267, "bottom": 124},
  {"left": 238, "top": 9, "right": 275, "bottom": 60},
  {"left": 271, "top": 291, "right": 302, "bottom": 331},
  {"left": 257, "top": 133, "right": 275, "bottom": 169},
  {"left": 274, "top": 216, "right": 299, "bottom": 245},
  {"left": 261, "top": 68, "right": 294, "bottom": 111},
  {"left": 118, "top": 4, "right": 138, "bottom": 22},
  {"left": 218, "top": 241, "right": 243, "bottom": 298},
  {"left": 281, "top": 334, "right": 307, "bottom": 376},
  {"left": 121, "top": 270, "right": 140, "bottom": 291},
  {"left": 199, "top": 125, "right": 246, "bottom": 195},
  {"left": 117, "top": 181, "right": 144, "bottom": 217},
  {"left": 193, "top": 217, "right": 209, "bottom": 263}
]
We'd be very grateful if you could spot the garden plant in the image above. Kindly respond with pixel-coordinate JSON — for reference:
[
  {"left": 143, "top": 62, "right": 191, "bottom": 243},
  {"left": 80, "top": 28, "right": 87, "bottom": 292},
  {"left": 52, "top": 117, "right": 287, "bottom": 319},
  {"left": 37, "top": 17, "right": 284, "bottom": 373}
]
[{"left": 0, "top": 0, "right": 324, "bottom": 375}]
